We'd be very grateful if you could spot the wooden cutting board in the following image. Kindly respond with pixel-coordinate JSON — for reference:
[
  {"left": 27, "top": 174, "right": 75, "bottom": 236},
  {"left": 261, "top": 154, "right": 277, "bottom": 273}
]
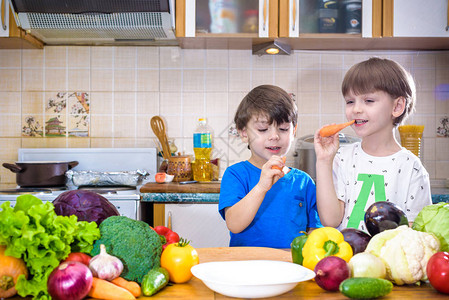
[
  {"left": 140, "top": 182, "right": 220, "bottom": 193},
  {"left": 196, "top": 247, "right": 291, "bottom": 263}
]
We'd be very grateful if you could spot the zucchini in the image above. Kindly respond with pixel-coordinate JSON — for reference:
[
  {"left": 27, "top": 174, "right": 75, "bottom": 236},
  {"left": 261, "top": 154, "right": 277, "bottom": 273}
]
[{"left": 339, "top": 277, "right": 393, "bottom": 299}]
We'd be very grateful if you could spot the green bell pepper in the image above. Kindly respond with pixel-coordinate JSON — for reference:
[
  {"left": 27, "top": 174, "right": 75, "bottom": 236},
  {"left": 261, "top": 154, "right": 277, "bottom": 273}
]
[
  {"left": 141, "top": 267, "right": 169, "bottom": 296},
  {"left": 291, "top": 231, "right": 308, "bottom": 265}
]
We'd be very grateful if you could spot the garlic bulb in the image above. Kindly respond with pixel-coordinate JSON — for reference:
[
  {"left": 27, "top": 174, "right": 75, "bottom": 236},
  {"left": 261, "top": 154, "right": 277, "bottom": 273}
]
[{"left": 89, "top": 244, "right": 123, "bottom": 281}]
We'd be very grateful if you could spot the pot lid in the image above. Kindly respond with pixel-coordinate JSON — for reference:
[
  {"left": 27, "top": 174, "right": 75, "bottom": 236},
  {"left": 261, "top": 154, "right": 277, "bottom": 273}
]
[{"left": 15, "top": 161, "right": 75, "bottom": 164}]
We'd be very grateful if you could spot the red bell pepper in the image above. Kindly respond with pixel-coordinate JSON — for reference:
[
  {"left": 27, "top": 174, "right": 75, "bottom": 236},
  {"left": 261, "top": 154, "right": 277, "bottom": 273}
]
[{"left": 153, "top": 226, "right": 180, "bottom": 250}]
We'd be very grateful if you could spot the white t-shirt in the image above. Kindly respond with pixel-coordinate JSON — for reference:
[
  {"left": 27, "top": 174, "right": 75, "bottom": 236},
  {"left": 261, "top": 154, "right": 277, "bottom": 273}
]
[{"left": 333, "top": 142, "right": 432, "bottom": 232}]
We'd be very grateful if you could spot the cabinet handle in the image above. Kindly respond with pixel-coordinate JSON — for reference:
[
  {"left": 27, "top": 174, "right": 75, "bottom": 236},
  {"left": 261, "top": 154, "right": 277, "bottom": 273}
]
[
  {"left": 1, "top": 0, "right": 7, "bottom": 31},
  {"left": 263, "top": 0, "right": 267, "bottom": 31},
  {"left": 446, "top": 0, "right": 449, "bottom": 31},
  {"left": 292, "top": 0, "right": 296, "bottom": 31},
  {"left": 167, "top": 211, "right": 172, "bottom": 230}
]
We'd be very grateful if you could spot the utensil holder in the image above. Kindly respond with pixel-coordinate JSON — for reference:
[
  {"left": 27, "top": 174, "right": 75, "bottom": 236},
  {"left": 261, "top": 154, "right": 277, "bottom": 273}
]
[{"left": 167, "top": 156, "right": 193, "bottom": 182}]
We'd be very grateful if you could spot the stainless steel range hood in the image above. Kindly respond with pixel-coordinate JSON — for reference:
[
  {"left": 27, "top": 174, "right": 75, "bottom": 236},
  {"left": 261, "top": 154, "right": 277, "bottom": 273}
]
[{"left": 9, "top": 0, "right": 177, "bottom": 46}]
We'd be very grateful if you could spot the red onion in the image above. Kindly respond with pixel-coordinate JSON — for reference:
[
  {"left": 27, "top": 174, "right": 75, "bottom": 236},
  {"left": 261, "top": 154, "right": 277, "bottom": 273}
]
[
  {"left": 314, "top": 256, "right": 351, "bottom": 291},
  {"left": 47, "top": 261, "right": 93, "bottom": 300}
]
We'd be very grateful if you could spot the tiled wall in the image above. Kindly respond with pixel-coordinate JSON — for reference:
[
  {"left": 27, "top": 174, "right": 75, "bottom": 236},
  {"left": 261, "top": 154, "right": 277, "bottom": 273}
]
[{"left": 0, "top": 46, "right": 448, "bottom": 184}]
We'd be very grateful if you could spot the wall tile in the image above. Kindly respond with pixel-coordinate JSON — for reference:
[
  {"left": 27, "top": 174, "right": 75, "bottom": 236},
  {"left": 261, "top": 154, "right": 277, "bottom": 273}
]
[
  {"left": 206, "top": 49, "right": 228, "bottom": 69},
  {"left": 229, "top": 50, "right": 251, "bottom": 69},
  {"left": 274, "top": 69, "right": 297, "bottom": 94},
  {"left": 136, "top": 92, "right": 159, "bottom": 115},
  {"left": 0, "top": 92, "right": 21, "bottom": 114},
  {"left": 91, "top": 69, "right": 113, "bottom": 91},
  {"left": 205, "top": 69, "right": 228, "bottom": 92},
  {"left": 68, "top": 69, "right": 90, "bottom": 91},
  {"left": 91, "top": 47, "right": 114, "bottom": 69},
  {"left": 435, "top": 161, "right": 449, "bottom": 179},
  {"left": 206, "top": 92, "right": 228, "bottom": 116},
  {"left": 160, "top": 47, "right": 182, "bottom": 68},
  {"left": 137, "top": 47, "right": 159, "bottom": 69},
  {"left": 114, "top": 115, "right": 136, "bottom": 138},
  {"left": 229, "top": 69, "right": 251, "bottom": 92},
  {"left": 90, "top": 92, "right": 113, "bottom": 114},
  {"left": 22, "top": 49, "right": 43, "bottom": 68},
  {"left": 22, "top": 92, "right": 44, "bottom": 114},
  {"left": 298, "top": 91, "right": 320, "bottom": 114},
  {"left": 275, "top": 54, "right": 297, "bottom": 69},
  {"left": 90, "top": 115, "right": 113, "bottom": 137},
  {"left": 298, "top": 69, "right": 320, "bottom": 92},
  {"left": 45, "top": 69, "right": 66, "bottom": 91},
  {"left": 183, "top": 70, "right": 205, "bottom": 92},
  {"left": 137, "top": 69, "right": 159, "bottom": 92},
  {"left": 114, "top": 69, "right": 136, "bottom": 92},
  {"left": 115, "top": 47, "right": 136, "bottom": 68},
  {"left": 321, "top": 91, "right": 344, "bottom": 114},
  {"left": 182, "top": 92, "right": 205, "bottom": 115},
  {"left": 45, "top": 46, "right": 67, "bottom": 68},
  {"left": 160, "top": 92, "right": 182, "bottom": 116},
  {"left": 413, "top": 69, "right": 435, "bottom": 91},
  {"left": 321, "top": 53, "right": 343, "bottom": 69},
  {"left": 183, "top": 49, "right": 206, "bottom": 69},
  {"left": 114, "top": 92, "right": 136, "bottom": 114},
  {"left": 160, "top": 69, "right": 182, "bottom": 92},
  {"left": 0, "top": 115, "right": 21, "bottom": 136},
  {"left": 0, "top": 50, "right": 20, "bottom": 67},
  {"left": 68, "top": 47, "right": 91, "bottom": 69},
  {"left": 0, "top": 69, "right": 20, "bottom": 91},
  {"left": 297, "top": 52, "right": 320, "bottom": 69},
  {"left": 252, "top": 69, "right": 274, "bottom": 88},
  {"left": 253, "top": 55, "right": 274, "bottom": 69}
]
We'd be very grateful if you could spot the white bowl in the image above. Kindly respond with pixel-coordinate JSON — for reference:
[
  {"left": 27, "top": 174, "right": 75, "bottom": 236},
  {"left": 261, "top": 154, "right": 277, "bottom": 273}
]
[
  {"left": 191, "top": 260, "right": 315, "bottom": 298},
  {"left": 164, "top": 174, "right": 174, "bottom": 182}
]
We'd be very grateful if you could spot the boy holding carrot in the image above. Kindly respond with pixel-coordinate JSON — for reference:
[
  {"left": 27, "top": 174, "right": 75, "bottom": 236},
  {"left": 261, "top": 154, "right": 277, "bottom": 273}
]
[
  {"left": 314, "top": 57, "right": 432, "bottom": 232},
  {"left": 219, "top": 85, "right": 322, "bottom": 248}
]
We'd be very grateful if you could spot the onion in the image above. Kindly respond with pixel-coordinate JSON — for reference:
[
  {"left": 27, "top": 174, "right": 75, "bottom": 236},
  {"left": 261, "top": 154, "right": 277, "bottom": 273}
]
[
  {"left": 349, "top": 252, "right": 386, "bottom": 278},
  {"left": 314, "top": 256, "right": 351, "bottom": 291},
  {"left": 47, "top": 261, "right": 93, "bottom": 300}
]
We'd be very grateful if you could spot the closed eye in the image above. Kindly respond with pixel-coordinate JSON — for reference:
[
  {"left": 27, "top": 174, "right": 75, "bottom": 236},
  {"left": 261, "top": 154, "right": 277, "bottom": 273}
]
[
  {"left": 345, "top": 100, "right": 354, "bottom": 105},
  {"left": 279, "top": 128, "right": 290, "bottom": 132}
]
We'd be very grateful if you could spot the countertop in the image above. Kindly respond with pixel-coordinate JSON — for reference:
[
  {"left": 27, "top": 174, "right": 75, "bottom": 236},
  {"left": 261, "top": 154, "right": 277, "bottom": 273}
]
[
  {"left": 140, "top": 181, "right": 220, "bottom": 203},
  {"left": 139, "top": 181, "right": 449, "bottom": 204}
]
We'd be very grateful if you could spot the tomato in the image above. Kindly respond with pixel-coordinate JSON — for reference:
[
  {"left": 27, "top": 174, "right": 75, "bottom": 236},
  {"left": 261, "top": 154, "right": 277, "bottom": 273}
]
[
  {"left": 62, "top": 252, "right": 91, "bottom": 266},
  {"left": 427, "top": 251, "right": 449, "bottom": 294},
  {"left": 155, "top": 173, "right": 166, "bottom": 183},
  {"left": 160, "top": 239, "right": 199, "bottom": 283}
]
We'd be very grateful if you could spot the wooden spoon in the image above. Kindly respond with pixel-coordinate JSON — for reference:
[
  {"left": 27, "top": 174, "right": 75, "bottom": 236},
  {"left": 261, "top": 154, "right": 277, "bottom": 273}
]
[{"left": 150, "top": 116, "right": 171, "bottom": 159}]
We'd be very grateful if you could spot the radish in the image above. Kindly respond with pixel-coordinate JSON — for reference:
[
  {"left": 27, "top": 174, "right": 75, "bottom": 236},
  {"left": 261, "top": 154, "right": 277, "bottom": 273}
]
[{"left": 314, "top": 256, "right": 351, "bottom": 291}]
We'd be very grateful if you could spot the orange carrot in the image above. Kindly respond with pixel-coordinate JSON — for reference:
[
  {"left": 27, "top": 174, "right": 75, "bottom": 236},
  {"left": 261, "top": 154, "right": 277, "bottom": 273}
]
[
  {"left": 111, "top": 277, "right": 141, "bottom": 298},
  {"left": 88, "top": 277, "right": 136, "bottom": 300},
  {"left": 271, "top": 156, "right": 287, "bottom": 171},
  {"left": 319, "top": 120, "right": 355, "bottom": 137}
]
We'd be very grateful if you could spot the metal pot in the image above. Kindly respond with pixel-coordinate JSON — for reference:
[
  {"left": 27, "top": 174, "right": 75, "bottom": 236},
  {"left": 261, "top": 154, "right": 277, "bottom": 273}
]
[
  {"left": 293, "top": 134, "right": 360, "bottom": 180},
  {"left": 2, "top": 161, "right": 79, "bottom": 187}
]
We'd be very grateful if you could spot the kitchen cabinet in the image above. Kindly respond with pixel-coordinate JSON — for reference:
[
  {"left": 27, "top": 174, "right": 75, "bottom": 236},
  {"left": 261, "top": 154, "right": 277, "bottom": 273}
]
[
  {"left": 383, "top": 0, "right": 449, "bottom": 37},
  {"left": 279, "top": 0, "right": 382, "bottom": 38},
  {"left": 0, "top": 0, "right": 43, "bottom": 49},
  {"left": 176, "top": 0, "right": 278, "bottom": 37},
  {"left": 162, "top": 203, "right": 230, "bottom": 248}
]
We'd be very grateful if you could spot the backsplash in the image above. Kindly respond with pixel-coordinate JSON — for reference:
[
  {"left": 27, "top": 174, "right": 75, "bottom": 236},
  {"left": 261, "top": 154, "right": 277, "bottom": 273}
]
[{"left": 0, "top": 46, "right": 448, "bottom": 184}]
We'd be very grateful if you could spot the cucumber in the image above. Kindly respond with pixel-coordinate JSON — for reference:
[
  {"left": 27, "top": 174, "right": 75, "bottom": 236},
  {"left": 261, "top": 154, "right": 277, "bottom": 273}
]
[{"left": 339, "top": 277, "right": 393, "bottom": 299}]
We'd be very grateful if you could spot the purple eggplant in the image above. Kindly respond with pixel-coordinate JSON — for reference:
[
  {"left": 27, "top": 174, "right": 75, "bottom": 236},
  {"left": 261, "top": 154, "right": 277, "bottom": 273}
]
[
  {"left": 364, "top": 201, "right": 409, "bottom": 236},
  {"left": 341, "top": 228, "right": 371, "bottom": 254}
]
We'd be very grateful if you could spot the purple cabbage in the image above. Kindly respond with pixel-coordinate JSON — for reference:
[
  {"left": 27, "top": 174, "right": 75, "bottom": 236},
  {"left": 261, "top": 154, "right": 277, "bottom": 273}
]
[{"left": 53, "top": 190, "right": 120, "bottom": 225}]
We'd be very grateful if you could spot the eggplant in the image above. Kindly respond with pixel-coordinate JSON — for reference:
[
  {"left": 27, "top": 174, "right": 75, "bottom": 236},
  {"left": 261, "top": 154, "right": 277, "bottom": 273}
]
[
  {"left": 364, "top": 201, "right": 409, "bottom": 236},
  {"left": 341, "top": 228, "right": 371, "bottom": 255}
]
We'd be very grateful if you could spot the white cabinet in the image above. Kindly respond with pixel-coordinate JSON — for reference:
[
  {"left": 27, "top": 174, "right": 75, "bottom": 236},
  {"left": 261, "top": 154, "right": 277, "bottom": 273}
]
[
  {"left": 110, "top": 200, "right": 139, "bottom": 220},
  {"left": 164, "top": 203, "right": 230, "bottom": 248},
  {"left": 392, "top": 0, "right": 449, "bottom": 37}
]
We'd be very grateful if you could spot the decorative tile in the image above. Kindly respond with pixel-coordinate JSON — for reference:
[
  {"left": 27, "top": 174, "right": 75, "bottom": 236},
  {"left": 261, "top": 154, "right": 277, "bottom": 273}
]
[
  {"left": 45, "top": 115, "right": 67, "bottom": 137},
  {"left": 68, "top": 92, "right": 90, "bottom": 114},
  {"left": 46, "top": 92, "right": 67, "bottom": 114},
  {"left": 22, "top": 115, "right": 44, "bottom": 137},
  {"left": 68, "top": 114, "right": 89, "bottom": 137},
  {"left": 437, "top": 116, "right": 449, "bottom": 137}
]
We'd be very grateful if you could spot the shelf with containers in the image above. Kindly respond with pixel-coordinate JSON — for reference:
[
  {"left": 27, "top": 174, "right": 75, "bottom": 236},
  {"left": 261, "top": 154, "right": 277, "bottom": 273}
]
[{"left": 176, "top": 0, "right": 278, "bottom": 38}]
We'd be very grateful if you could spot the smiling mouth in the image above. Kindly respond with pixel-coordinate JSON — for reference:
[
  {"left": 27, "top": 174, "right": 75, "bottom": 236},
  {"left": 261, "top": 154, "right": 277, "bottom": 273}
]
[
  {"left": 355, "top": 120, "right": 368, "bottom": 125},
  {"left": 267, "top": 146, "right": 281, "bottom": 151}
]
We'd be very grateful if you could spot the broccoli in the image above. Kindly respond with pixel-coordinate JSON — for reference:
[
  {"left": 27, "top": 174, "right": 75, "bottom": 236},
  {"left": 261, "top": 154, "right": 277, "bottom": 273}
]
[{"left": 90, "top": 216, "right": 163, "bottom": 283}]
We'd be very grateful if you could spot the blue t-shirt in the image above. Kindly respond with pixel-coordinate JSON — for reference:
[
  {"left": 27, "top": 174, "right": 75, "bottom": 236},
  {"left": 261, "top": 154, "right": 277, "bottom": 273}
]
[{"left": 219, "top": 161, "right": 322, "bottom": 248}]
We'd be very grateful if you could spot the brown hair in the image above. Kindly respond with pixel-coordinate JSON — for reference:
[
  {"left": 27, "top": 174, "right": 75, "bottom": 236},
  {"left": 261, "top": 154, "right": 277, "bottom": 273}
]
[
  {"left": 342, "top": 57, "right": 416, "bottom": 126},
  {"left": 234, "top": 85, "right": 297, "bottom": 130}
]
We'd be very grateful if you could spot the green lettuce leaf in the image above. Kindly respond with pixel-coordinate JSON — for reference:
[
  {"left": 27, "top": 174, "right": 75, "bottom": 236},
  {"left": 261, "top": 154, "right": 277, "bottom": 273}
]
[
  {"left": 412, "top": 202, "right": 449, "bottom": 251},
  {"left": 0, "top": 194, "right": 100, "bottom": 300}
]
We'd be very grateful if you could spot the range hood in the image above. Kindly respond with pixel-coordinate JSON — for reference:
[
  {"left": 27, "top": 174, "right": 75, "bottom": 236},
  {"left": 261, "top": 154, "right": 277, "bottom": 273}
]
[{"left": 9, "top": 0, "right": 177, "bottom": 46}]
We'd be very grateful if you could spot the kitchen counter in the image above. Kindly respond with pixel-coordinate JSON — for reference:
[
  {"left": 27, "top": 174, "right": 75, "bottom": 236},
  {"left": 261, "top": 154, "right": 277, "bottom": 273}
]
[{"left": 140, "top": 181, "right": 220, "bottom": 203}]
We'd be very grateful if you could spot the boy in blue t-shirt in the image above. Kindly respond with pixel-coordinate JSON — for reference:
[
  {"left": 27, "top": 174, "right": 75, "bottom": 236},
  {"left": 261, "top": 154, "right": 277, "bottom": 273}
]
[{"left": 219, "top": 85, "right": 322, "bottom": 248}]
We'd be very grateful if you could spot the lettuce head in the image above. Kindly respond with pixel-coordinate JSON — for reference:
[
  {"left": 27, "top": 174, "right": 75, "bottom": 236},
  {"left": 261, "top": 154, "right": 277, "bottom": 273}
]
[{"left": 412, "top": 202, "right": 449, "bottom": 252}]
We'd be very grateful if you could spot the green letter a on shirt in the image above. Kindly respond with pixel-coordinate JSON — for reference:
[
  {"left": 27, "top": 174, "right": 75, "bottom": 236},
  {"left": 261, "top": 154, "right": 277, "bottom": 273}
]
[{"left": 347, "top": 174, "right": 386, "bottom": 228}]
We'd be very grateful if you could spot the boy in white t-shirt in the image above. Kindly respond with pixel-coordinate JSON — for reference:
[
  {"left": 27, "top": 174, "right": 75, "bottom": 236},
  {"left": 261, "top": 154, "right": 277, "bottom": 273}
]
[{"left": 314, "top": 57, "right": 432, "bottom": 232}]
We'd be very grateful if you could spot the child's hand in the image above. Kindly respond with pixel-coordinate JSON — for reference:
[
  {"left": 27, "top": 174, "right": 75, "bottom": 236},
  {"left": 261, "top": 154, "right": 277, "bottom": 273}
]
[
  {"left": 258, "top": 156, "right": 285, "bottom": 191},
  {"left": 314, "top": 126, "right": 340, "bottom": 164}
]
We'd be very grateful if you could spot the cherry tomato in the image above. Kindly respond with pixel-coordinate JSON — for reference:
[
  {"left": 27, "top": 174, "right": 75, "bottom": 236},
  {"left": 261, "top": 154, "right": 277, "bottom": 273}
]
[
  {"left": 427, "top": 251, "right": 449, "bottom": 294},
  {"left": 62, "top": 252, "right": 91, "bottom": 266},
  {"left": 160, "top": 238, "right": 199, "bottom": 283},
  {"left": 155, "top": 172, "right": 166, "bottom": 183}
]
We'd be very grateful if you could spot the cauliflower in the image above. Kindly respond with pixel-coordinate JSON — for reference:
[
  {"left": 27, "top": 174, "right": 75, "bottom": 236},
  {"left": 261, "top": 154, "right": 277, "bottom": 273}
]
[
  {"left": 365, "top": 225, "right": 440, "bottom": 285},
  {"left": 90, "top": 216, "right": 163, "bottom": 283}
]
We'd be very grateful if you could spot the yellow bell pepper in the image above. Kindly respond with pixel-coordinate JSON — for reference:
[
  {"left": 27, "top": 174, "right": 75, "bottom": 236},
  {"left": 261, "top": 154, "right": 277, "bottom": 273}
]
[{"left": 302, "top": 227, "right": 353, "bottom": 270}]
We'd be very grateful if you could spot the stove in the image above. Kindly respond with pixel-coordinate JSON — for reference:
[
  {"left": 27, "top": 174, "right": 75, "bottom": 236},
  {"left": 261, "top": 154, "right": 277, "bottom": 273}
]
[{"left": 0, "top": 148, "right": 158, "bottom": 220}]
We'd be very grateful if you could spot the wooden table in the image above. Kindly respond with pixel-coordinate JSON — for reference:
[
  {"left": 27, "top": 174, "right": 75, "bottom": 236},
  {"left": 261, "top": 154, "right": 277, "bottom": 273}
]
[
  {"left": 137, "top": 247, "right": 446, "bottom": 299},
  {"left": 11, "top": 247, "right": 446, "bottom": 299}
]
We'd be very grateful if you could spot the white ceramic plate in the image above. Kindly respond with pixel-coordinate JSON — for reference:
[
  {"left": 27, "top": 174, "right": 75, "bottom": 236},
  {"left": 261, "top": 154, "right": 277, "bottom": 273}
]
[{"left": 191, "top": 260, "right": 316, "bottom": 298}]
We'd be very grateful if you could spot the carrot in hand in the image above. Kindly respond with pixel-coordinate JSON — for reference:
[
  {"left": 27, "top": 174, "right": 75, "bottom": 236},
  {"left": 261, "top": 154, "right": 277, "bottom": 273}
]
[
  {"left": 319, "top": 120, "right": 355, "bottom": 137},
  {"left": 111, "top": 277, "right": 141, "bottom": 298},
  {"left": 88, "top": 277, "right": 136, "bottom": 300},
  {"left": 272, "top": 156, "right": 287, "bottom": 171}
]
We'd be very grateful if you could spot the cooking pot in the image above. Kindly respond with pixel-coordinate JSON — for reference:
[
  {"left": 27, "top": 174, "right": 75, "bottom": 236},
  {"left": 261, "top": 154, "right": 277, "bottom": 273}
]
[
  {"left": 293, "top": 134, "right": 360, "bottom": 180},
  {"left": 2, "top": 161, "right": 79, "bottom": 187}
]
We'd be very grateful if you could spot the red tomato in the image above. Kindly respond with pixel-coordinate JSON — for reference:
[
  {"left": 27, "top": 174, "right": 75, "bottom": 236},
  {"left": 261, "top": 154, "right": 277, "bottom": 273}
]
[
  {"left": 63, "top": 252, "right": 91, "bottom": 266},
  {"left": 155, "top": 172, "right": 166, "bottom": 183},
  {"left": 427, "top": 251, "right": 449, "bottom": 294}
]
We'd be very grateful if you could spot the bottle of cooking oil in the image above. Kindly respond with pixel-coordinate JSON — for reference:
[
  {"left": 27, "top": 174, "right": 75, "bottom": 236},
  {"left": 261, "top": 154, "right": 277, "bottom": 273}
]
[{"left": 193, "top": 118, "right": 213, "bottom": 181}]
